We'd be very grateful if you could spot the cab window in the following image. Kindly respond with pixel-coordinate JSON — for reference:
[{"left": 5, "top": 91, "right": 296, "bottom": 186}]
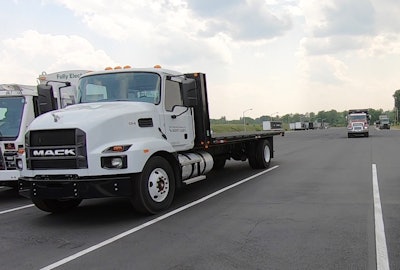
[{"left": 164, "top": 80, "right": 182, "bottom": 111}]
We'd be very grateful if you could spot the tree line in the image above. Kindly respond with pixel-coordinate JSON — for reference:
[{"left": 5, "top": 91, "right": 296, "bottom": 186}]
[{"left": 211, "top": 108, "right": 395, "bottom": 127}]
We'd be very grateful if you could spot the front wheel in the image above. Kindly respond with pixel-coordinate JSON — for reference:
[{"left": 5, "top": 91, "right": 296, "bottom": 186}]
[
  {"left": 32, "top": 198, "right": 82, "bottom": 213},
  {"left": 131, "top": 156, "right": 175, "bottom": 214}
]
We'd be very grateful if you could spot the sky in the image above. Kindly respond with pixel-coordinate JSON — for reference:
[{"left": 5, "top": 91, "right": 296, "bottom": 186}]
[{"left": 1, "top": 0, "right": 400, "bottom": 120}]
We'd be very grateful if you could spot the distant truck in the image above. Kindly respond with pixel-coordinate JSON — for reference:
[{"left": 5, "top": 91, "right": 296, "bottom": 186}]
[
  {"left": 263, "top": 120, "right": 283, "bottom": 130},
  {"left": 18, "top": 66, "right": 284, "bottom": 214},
  {"left": 289, "top": 122, "right": 307, "bottom": 130},
  {"left": 347, "top": 109, "right": 370, "bottom": 138},
  {"left": 0, "top": 70, "right": 88, "bottom": 188},
  {"left": 378, "top": 115, "right": 390, "bottom": 129}
]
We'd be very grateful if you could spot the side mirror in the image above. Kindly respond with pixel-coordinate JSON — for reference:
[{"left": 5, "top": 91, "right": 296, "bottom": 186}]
[
  {"left": 36, "top": 85, "right": 58, "bottom": 115},
  {"left": 181, "top": 78, "right": 197, "bottom": 107}
]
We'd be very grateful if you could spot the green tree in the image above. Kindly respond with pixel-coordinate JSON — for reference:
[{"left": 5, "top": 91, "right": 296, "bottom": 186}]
[{"left": 393, "top": 89, "right": 400, "bottom": 124}]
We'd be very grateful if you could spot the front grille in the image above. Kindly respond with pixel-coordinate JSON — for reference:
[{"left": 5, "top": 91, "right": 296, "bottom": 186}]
[
  {"left": 0, "top": 148, "right": 17, "bottom": 170},
  {"left": 26, "top": 129, "right": 88, "bottom": 170},
  {"left": 4, "top": 151, "right": 17, "bottom": 170}
]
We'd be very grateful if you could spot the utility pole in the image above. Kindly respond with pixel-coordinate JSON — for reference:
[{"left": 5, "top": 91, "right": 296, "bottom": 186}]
[{"left": 242, "top": 108, "right": 252, "bottom": 132}]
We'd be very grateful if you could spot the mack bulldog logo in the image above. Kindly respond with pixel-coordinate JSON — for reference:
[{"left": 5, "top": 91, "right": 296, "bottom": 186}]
[{"left": 32, "top": 149, "right": 76, "bottom": 157}]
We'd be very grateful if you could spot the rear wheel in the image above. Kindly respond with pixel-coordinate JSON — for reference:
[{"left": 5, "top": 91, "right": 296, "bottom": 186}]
[
  {"left": 248, "top": 140, "right": 271, "bottom": 169},
  {"left": 131, "top": 156, "right": 175, "bottom": 214},
  {"left": 32, "top": 198, "right": 82, "bottom": 213}
]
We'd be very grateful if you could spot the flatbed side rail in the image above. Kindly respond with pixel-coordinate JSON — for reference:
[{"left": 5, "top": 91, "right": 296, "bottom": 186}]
[{"left": 211, "top": 130, "right": 284, "bottom": 144}]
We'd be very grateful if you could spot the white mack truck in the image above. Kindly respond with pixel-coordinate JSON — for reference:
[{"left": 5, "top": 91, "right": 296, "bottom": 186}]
[
  {"left": 0, "top": 70, "right": 88, "bottom": 188},
  {"left": 18, "top": 66, "right": 284, "bottom": 214}
]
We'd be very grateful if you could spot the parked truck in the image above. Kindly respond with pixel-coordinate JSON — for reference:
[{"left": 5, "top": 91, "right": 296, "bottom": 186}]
[
  {"left": 378, "top": 114, "right": 390, "bottom": 129},
  {"left": 18, "top": 66, "right": 284, "bottom": 214},
  {"left": 346, "top": 109, "right": 370, "bottom": 138},
  {"left": 0, "top": 70, "right": 88, "bottom": 188}
]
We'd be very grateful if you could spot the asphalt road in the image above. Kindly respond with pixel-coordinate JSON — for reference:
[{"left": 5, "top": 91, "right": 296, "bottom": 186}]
[{"left": 1, "top": 127, "right": 399, "bottom": 270}]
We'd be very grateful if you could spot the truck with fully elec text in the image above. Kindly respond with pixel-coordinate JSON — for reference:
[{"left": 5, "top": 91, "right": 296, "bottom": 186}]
[
  {"left": 346, "top": 109, "right": 370, "bottom": 138},
  {"left": 18, "top": 66, "right": 284, "bottom": 214},
  {"left": 0, "top": 70, "right": 88, "bottom": 188}
]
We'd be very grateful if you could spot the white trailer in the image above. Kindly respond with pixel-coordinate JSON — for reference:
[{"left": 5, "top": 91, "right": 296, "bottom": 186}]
[{"left": 262, "top": 121, "right": 283, "bottom": 131}]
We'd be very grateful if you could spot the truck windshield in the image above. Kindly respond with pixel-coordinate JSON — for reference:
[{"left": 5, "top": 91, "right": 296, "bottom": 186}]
[
  {"left": 78, "top": 72, "right": 161, "bottom": 104},
  {"left": 0, "top": 97, "right": 25, "bottom": 139},
  {"left": 349, "top": 115, "right": 366, "bottom": 121}
]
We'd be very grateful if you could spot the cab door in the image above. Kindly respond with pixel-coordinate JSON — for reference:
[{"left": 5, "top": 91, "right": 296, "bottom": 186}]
[{"left": 161, "top": 78, "right": 195, "bottom": 151}]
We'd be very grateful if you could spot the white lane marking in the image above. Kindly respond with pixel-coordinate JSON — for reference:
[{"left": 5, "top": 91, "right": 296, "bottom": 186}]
[
  {"left": 40, "top": 165, "right": 279, "bottom": 270},
  {"left": 0, "top": 204, "right": 34, "bottom": 215},
  {"left": 372, "top": 164, "right": 390, "bottom": 270}
]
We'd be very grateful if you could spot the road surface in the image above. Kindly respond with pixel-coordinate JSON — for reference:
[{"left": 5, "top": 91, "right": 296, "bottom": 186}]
[{"left": 1, "top": 127, "right": 399, "bottom": 269}]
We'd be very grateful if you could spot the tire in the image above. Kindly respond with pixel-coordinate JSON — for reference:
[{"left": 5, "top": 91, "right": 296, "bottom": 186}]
[
  {"left": 247, "top": 142, "right": 258, "bottom": 169},
  {"left": 131, "top": 156, "right": 175, "bottom": 214},
  {"left": 248, "top": 140, "right": 271, "bottom": 169},
  {"left": 365, "top": 132, "right": 369, "bottom": 137},
  {"left": 32, "top": 198, "right": 82, "bottom": 213}
]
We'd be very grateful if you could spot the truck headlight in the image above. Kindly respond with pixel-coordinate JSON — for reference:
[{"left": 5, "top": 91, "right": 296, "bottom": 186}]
[
  {"left": 101, "top": 156, "right": 127, "bottom": 169},
  {"left": 111, "top": 157, "right": 123, "bottom": 168}
]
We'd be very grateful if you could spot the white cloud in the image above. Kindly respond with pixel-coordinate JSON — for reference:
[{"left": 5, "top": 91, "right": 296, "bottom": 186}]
[
  {"left": 56, "top": 0, "right": 197, "bottom": 42},
  {"left": 54, "top": 0, "right": 235, "bottom": 69},
  {"left": 301, "top": 55, "right": 350, "bottom": 85},
  {"left": 300, "top": 0, "right": 374, "bottom": 37},
  {"left": 361, "top": 34, "right": 400, "bottom": 57},
  {"left": 189, "top": 0, "right": 293, "bottom": 41},
  {"left": 57, "top": 0, "right": 294, "bottom": 43},
  {"left": 299, "top": 36, "right": 365, "bottom": 56},
  {"left": 0, "top": 30, "right": 114, "bottom": 84},
  {"left": 371, "top": 0, "right": 400, "bottom": 32}
]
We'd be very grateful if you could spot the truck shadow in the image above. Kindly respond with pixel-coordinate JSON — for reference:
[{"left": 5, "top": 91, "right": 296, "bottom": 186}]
[{"left": 0, "top": 187, "right": 29, "bottom": 202}]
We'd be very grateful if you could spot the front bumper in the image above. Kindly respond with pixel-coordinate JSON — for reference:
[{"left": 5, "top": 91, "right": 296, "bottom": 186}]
[
  {"left": 0, "top": 170, "right": 20, "bottom": 187},
  {"left": 348, "top": 128, "right": 368, "bottom": 134},
  {"left": 19, "top": 174, "right": 134, "bottom": 200}
]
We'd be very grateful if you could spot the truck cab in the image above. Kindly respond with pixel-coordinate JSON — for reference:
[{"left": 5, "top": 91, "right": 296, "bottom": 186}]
[{"left": 0, "top": 85, "right": 37, "bottom": 187}]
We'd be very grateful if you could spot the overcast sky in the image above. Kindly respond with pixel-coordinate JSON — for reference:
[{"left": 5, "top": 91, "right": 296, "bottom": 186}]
[{"left": 1, "top": 0, "right": 400, "bottom": 120}]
